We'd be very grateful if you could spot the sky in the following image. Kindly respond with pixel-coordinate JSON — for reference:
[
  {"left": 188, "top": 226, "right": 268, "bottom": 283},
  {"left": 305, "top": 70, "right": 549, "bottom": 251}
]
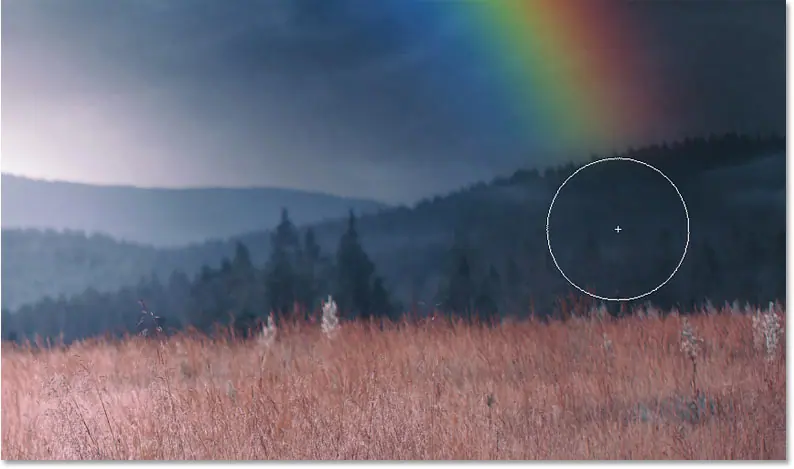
[{"left": 1, "top": 0, "right": 784, "bottom": 204}]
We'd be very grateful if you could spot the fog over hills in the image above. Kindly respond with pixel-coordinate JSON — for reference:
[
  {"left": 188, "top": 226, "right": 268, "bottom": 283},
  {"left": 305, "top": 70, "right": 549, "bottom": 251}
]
[
  {"left": 1, "top": 174, "right": 389, "bottom": 246},
  {"left": 1, "top": 135, "right": 785, "bottom": 316}
]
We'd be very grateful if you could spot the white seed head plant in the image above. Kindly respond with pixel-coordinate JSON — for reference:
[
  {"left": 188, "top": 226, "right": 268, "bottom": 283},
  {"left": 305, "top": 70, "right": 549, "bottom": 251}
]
[
  {"left": 752, "top": 302, "right": 782, "bottom": 362},
  {"left": 680, "top": 317, "right": 704, "bottom": 398},
  {"left": 260, "top": 312, "right": 277, "bottom": 347},
  {"left": 680, "top": 318, "right": 702, "bottom": 362},
  {"left": 322, "top": 295, "right": 340, "bottom": 338}
]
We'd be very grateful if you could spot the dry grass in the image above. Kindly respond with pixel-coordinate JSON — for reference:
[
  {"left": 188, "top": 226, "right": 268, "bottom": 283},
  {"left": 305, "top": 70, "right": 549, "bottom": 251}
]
[{"left": 1, "top": 309, "right": 786, "bottom": 460}]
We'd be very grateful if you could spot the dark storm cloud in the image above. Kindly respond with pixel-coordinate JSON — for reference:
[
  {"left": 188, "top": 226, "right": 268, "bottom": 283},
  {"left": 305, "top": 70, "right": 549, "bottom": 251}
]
[
  {"left": 628, "top": 1, "right": 784, "bottom": 138},
  {"left": 2, "top": 0, "right": 784, "bottom": 203}
]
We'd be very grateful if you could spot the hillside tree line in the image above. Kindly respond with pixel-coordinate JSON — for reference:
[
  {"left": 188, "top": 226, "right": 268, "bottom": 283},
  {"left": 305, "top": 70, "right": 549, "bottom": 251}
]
[{"left": 2, "top": 132, "right": 786, "bottom": 343}]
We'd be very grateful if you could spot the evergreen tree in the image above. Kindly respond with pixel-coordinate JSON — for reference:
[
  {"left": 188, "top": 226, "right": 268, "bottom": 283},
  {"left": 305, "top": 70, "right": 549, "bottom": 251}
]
[
  {"left": 166, "top": 270, "right": 192, "bottom": 329},
  {"left": 580, "top": 231, "right": 603, "bottom": 294},
  {"left": 334, "top": 211, "right": 376, "bottom": 319},
  {"left": 296, "top": 228, "right": 325, "bottom": 315},
  {"left": 265, "top": 209, "right": 303, "bottom": 316},
  {"left": 1, "top": 308, "right": 15, "bottom": 342},
  {"left": 544, "top": 248, "right": 556, "bottom": 274},
  {"left": 774, "top": 229, "right": 785, "bottom": 298},
  {"left": 228, "top": 242, "right": 263, "bottom": 333},
  {"left": 703, "top": 240, "right": 721, "bottom": 290},
  {"left": 370, "top": 276, "right": 395, "bottom": 321},
  {"left": 688, "top": 239, "right": 721, "bottom": 306},
  {"left": 189, "top": 264, "right": 229, "bottom": 331},
  {"left": 232, "top": 242, "right": 253, "bottom": 271},
  {"left": 504, "top": 256, "right": 523, "bottom": 313},
  {"left": 439, "top": 234, "right": 477, "bottom": 319},
  {"left": 653, "top": 228, "right": 676, "bottom": 307},
  {"left": 474, "top": 264, "right": 501, "bottom": 322}
]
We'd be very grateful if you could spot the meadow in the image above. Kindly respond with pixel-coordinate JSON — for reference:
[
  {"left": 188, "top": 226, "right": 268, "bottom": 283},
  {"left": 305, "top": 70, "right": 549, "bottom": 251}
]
[{"left": 1, "top": 304, "right": 786, "bottom": 460}]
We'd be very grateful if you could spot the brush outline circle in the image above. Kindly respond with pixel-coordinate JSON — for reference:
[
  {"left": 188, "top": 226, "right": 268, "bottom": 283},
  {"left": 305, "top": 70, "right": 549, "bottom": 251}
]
[{"left": 545, "top": 157, "right": 690, "bottom": 302}]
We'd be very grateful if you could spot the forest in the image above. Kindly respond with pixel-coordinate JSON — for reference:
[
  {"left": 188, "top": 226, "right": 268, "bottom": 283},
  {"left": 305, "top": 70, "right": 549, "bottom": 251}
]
[{"left": 2, "top": 132, "right": 786, "bottom": 344}]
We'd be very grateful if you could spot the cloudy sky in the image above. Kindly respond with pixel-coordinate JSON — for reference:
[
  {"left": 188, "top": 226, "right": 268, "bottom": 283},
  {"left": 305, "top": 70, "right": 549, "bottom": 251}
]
[{"left": 2, "top": 0, "right": 784, "bottom": 203}]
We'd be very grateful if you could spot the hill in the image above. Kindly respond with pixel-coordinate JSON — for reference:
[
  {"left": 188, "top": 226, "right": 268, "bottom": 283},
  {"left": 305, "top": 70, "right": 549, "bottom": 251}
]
[
  {"left": 1, "top": 229, "right": 233, "bottom": 310},
  {"left": 2, "top": 133, "right": 786, "bottom": 325},
  {"left": 222, "top": 133, "right": 787, "bottom": 311},
  {"left": 1, "top": 175, "right": 388, "bottom": 246}
]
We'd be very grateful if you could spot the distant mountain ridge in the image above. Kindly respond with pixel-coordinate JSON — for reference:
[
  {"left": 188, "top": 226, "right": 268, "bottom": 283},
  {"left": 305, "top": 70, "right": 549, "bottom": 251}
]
[
  {"left": 2, "top": 133, "right": 786, "bottom": 312},
  {"left": 1, "top": 175, "right": 389, "bottom": 246}
]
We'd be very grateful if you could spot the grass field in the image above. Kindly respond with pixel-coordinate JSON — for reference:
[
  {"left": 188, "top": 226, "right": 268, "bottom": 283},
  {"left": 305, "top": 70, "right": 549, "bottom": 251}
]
[{"left": 1, "top": 306, "right": 786, "bottom": 460}]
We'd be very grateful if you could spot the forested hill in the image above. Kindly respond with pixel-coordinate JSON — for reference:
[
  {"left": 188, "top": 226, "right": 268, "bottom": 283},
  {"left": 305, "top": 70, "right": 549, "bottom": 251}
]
[
  {"left": 1, "top": 229, "right": 234, "bottom": 310},
  {"left": 2, "top": 133, "right": 786, "bottom": 341},
  {"left": 1, "top": 175, "right": 388, "bottom": 246}
]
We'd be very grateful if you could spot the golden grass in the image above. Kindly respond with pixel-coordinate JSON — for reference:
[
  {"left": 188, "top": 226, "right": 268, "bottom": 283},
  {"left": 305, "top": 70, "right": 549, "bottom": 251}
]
[{"left": 1, "top": 311, "right": 785, "bottom": 460}]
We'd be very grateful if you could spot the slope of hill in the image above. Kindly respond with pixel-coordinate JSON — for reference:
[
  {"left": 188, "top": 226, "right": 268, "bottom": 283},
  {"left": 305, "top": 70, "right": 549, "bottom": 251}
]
[
  {"left": 220, "top": 135, "right": 787, "bottom": 310},
  {"left": 0, "top": 229, "right": 235, "bottom": 310},
  {"left": 1, "top": 175, "right": 388, "bottom": 246},
  {"left": 2, "top": 134, "right": 786, "bottom": 314}
]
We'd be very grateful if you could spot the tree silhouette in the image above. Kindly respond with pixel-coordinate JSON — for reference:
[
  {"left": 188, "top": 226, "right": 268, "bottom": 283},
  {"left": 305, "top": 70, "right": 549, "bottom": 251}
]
[
  {"left": 474, "top": 265, "right": 502, "bottom": 323},
  {"left": 265, "top": 209, "right": 303, "bottom": 316},
  {"left": 334, "top": 211, "right": 378, "bottom": 319},
  {"left": 439, "top": 234, "right": 477, "bottom": 319},
  {"left": 296, "top": 227, "right": 326, "bottom": 316},
  {"left": 370, "top": 276, "right": 395, "bottom": 321}
]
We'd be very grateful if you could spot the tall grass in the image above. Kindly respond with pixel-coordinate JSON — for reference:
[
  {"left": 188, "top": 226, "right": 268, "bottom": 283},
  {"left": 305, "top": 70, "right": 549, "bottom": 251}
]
[{"left": 1, "top": 306, "right": 785, "bottom": 460}]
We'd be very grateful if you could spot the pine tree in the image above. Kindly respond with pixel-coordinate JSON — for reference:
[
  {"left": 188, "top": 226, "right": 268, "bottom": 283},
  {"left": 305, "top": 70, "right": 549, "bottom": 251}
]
[
  {"left": 650, "top": 229, "right": 676, "bottom": 307},
  {"left": 189, "top": 263, "right": 230, "bottom": 331},
  {"left": 688, "top": 239, "right": 721, "bottom": 306},
  {"left": 232, "top": 242, "right": 253, "bottom": 271},
  {"left": 440, "top": 234, "right": 477, "bottom": 319},
  {"left": 296, "top": 228, "right": 325, "bottom": 315},
  {"left": 265, "top": 208, "right": 303, "bottom": 316},
  {"left": 504, "top": 256, "right": 522, "bottom": 313},
  {"left": 2, "top": 308, "right": 16, "bottom": 342},
  {"left": 703, "top": 239, "right": 721, "bottom": 290},
  {"left": 370, "top": 276, "right": 395, "bottom": 321},
  {"left": 774, "top": 229, "right": 785, "bottom": 299},
  {"left": 334, "top": 211, "right": 377, "bottom": 319},
  {"left": 474, "top": 264, "right": 501, "bottom": 323},
  {"left": 166, "top": 270, "right": 192, "bottom": 330},
  {"left": 228, "top": 242, "right": 262, "bottom": 334}
]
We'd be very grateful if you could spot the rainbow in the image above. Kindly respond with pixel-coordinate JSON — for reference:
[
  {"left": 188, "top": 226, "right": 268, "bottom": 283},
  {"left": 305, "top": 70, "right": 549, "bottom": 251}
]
[{"left": 386, "top": 0, "right": 667, "bottom": 155}]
